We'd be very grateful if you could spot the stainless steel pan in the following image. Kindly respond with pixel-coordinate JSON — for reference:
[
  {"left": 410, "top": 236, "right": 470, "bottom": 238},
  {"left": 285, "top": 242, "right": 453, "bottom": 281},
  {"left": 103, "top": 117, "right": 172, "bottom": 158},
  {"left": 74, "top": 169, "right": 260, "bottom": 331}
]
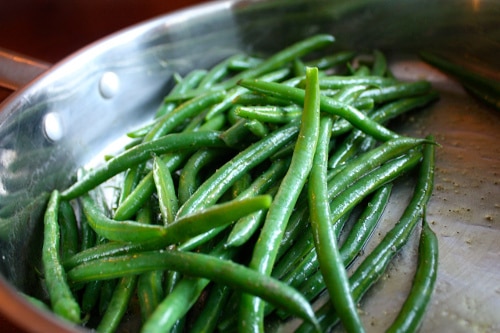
[{"left": 1, "top": 0, "right": 499, "bottom": 332}]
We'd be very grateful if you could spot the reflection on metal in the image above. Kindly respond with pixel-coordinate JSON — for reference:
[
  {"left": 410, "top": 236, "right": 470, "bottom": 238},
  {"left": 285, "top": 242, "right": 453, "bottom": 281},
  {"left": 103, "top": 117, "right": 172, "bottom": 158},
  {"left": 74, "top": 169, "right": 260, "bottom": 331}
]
[
  {"left": 99, "top": 71, "right": 120, "bottom": 99},
  {"left": 43, "top": 112, "right": 64, "bottom": 142}
]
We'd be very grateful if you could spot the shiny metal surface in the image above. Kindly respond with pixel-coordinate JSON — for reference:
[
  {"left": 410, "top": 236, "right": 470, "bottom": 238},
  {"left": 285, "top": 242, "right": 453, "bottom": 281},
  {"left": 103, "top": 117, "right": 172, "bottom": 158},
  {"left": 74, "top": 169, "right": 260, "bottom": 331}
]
[{"left": 0, "top": 0, "right": 499, "bottom": 332}]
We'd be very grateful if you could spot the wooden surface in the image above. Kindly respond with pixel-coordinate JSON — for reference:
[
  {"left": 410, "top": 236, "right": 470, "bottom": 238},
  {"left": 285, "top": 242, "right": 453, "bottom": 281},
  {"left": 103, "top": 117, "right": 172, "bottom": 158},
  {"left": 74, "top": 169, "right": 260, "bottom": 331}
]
[
  {"left": 0, "top": 0, "right": 208, "bottom": 101},
  {"left": 0, "top": 1, "right": 207, "bottom": 331}
]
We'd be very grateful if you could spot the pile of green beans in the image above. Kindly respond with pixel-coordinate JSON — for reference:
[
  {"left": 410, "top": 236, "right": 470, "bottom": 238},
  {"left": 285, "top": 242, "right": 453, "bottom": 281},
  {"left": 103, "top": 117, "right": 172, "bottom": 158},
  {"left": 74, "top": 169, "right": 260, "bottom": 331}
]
[{"left": 36, "top": 34, "right": 440, "bottom": 333}]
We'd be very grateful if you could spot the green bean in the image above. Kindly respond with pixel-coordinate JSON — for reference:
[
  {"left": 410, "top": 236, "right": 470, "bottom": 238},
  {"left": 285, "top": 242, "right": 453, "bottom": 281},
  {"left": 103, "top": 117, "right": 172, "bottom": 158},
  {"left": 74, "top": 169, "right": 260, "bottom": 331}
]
[
  {"left": 233, "top": 91, "right": 295, "bottom": 107},
  {"left": 114, "top": 113, "right": 228, "bottom": 221},
  {"left": 244, "top": 119, "right": 269, "bottom": 137},
  {"left": 61, "top": 130, "right": 226, "bottom": 200},
  {"left": 226, "top": 184, "right": 280, "bottom": 248},
  {"left": 144, "top": 276, "right": 211, "bottom": 333},
  {"left": 371, "top": 49, "right": 388, "bottom": 77},
  {"left": 212, "top": 34, "right": 334, "bottom": 91},
  {"left": 152, "top": 155, "right": 178, "bottom": 224},
  {"left": 269, "top": 140, "right": 296, "bottom": 161},
  {"left": 175, "top": 119, "right": 300, "bottom": 218},
  {"left": 327, "top": 91, "right": 437, "bottom": 171},
  {"left": 164, "top": 34, "right": 335, "bottom": 102},
  {"left": 126, "top": 125, "right": 151, "bottom": 139},
  {"left": 98, "top": 279, "right": 117, "bottom": 316},
  {"left": 138, "top": 269, "right": 164, "bottom": 322},
  {"left": 176, "top": 164, "right": 285, "bottom": 252},
  {"left": 353, "top": 96, "right": 375, "bottom": 111},
  {"left": 189, "top": 283, "right": 231, "bottom": 333},
  {"left": 359, "top": 81, "right": 431, "bottom": 104},
  {"left": 298, "top": 137, "right": 435, "bottom": 332},
  {"left": 327, "top": 150, "right": 422, "bottom": 234},
  {"left": 327, "top": 130, "right": 374, "bottom": 169},
  {"left": 308, "top": 116, "right": 365, "bottom": 333},
  {"left": 370, "top": 91, "right": 439, "bottom": 125},
  {"left": 19, "top": 292, "right": 51, "bottom": 312},
  {"left": 144, "top": 90, "right": 225, "bottom": 142},
  {"left": 234, "top": 105, "right": 302, "bottom": 124},
  {"left": 273, "top": 87, "right": 373, "bottom": 263},
  {"left": 219, "top": 118, "right": 257, "bottom": 149},
  {"left": 178, "top": 148, "right": 228, "bottom": 205},
  {"left": 82, "top": 191, "right": 271, "bottom": 244},
  {"left": 227, "top": 55, "right": 263, "bottom": 71},
  {"left": 327, "top": 91, "right": 437, "bottom": 144},
  {"left": 305, "top": 50, "right": 356, "bottom": 70},
  {"left": 185, "top": 157, "right": 286, "bottom": 249},
  {"left": 292, "top": 58, "right": 307, "bottom": 77},
  {"left": 341, "top": 183, "right": 393, "bottom": 267},
  {"left": 155, "top": 69, "right": 208, "bottom": 118},
  {"left": 65, "top": 240, "right": 152, "bottom": 270},
  {"left": 96, "top": 275, "right": 137, "bottom": 333},
  {"left": 208, "top": 67, "right": 292, "bottom": 121},
  {"left": 326, "top": 136, "right": 428, "bottom": 199},
  {"left": 118, "top": 163, "right": 146, "bottom": 206},
  {"left": 79, "top": 205, "right": 103, "bottom": 315},
  {"left": 198, "top": 113, "right": 227, "bottom": 131},
  {"left": 113, "top": 152, "right": 188, "bottom": 221},
  {"left": 237, "top": 78, "right": 398, "bottom": 141},
  {"left": 239, "top": 67, "right": 321, "bottom": 332},
  {"left": 58, "top": 200, "right": 80, "bottom": 262},
  {"left": 81, "top": 279, "right": 102, "bottom": 315},
  {"left": 352, "top": 64, "right": 371, "bottom": 76},
  {"left": 317, "top": 75, "right": 396, "bottom": 89},
  {"left": 197, "top": 54, "right": 246, "bottom": 89},
  {"left": 271, "top": 204, "right": 349, "bottom": 293},
  {"left": 272, "top": 220, "right": 313, "bottom": 279},
  {"left": 272, "top": 206, "right": 349, "bottom": 304},
  {"left": 37, "top": 34, "right": 444, "bottom": 333},
  {"left": 143, "top": 244, "right": 235, "bottom": 333},
  {"left": 290, "top": 184, "right": 393, "bottom": 308},
  {"left": 386, "top": 212, "right": 438, "bottom": 333},
  {"left": 74, "top": 224, "right": 121, "bottom": 269},
  {"left": 135, "top": 202, "right": 165, "bottom": 322},
  {"left": 170, "top": 194, "right": 271, "bottom": 244},
  {"left": 80, "top": 227, "right": 107, "bottom": 315},
  {"left": 81, "top": 193, "right": 169, "bottom": 243},
  {"left": 67, "top": 249, "right": 320, "bottom": 330},
  {"left": 229, "top": 172, "right": 253, "bottom": 199},
  {"left": 42, "top": 190, "right": 81, "bottom": 323}
]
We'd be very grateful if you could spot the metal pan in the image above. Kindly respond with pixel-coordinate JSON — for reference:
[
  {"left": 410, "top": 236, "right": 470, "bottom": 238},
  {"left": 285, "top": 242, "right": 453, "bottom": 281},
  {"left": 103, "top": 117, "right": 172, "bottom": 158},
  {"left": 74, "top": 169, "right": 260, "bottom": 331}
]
[{"left": 0, "top": 0, "right": 499, "bottom": 332}]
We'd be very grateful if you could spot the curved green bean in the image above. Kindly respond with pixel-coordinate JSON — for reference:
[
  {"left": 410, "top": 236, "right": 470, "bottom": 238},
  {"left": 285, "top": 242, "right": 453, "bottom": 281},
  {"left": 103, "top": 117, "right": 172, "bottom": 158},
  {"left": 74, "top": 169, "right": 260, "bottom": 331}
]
[
  {"left": 67, "top": 250, "right": 320, "bottom": 330},
  {"left": 164, "top": 34, "right": 335, "bottom": 101},
  {"left": 237, "top": 78, "right": 398, "bottom": 141},
  {"left": 239, "top": 66, "right": 321, "bottom": 332},
  {"left": 298, "top": 137, "right": 435, "bottom": 332},
  {"left": 81, "top": 191, "right": 271, "bottom": 244},
  {"left": 61, "top": 130, "right": 226, "bottom": 200},
  {"left": 178, "top": 148, "right": 228, "bottom": 205},
  {"left": 152, "top": 155, "right": 179, "bottom": 224},
  {"left": 385, "top": 213, "right": 439, "bottom": 333},
  {"left": 308, "top": 116, "right": 365, "bottom": 333},
  {"left": 234, "top": 105, "right": 302, "bottom": 124},
  {"left": 175, "top": 120, "right": 299, "bottom": 218},
  {"left": 58, "top": 200, "right": 79, "bottom": 262},
  {"left": 42, "top": 190, "right": 81, "bottom": 323},
  {"left": 96, "top": 275, "right": 137, "bottom": 333}
]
